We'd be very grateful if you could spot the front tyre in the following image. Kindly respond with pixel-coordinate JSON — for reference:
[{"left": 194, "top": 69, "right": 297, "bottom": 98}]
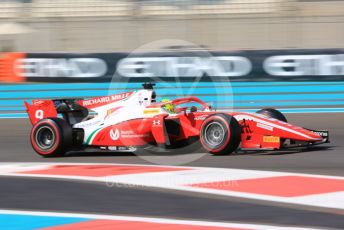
[
  {"left": 200, "top": 114, "right": 241, "bottom": 155},
  {"left": 30, "top": 118, "right": 72, "bottom": 157},
  {"left": 256, "top": 108, "right": 287, "bottom": 122}
]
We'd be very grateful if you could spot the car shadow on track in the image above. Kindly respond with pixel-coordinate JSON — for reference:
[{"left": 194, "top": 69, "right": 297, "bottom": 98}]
[
  {"left": 233, "top": 146, "right": 333, "bottom": 156},
  {"left": 64, "top": 149, "right": 203, "bottom": 158},
  {"left": 64, "top": 151, "right": 137, "bottom": 157},
  {"left": 61, "top": 146, "right": 333, "bottom": 158}
]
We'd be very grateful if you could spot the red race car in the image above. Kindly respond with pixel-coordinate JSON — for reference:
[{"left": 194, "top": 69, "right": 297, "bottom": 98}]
[{"left": 24, "top": 83, "right": 329, "bottom": 157}]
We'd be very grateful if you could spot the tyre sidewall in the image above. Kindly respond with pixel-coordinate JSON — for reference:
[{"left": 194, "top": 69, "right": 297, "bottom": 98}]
[
  {"left": 30, "top": 118, "right": 71, "bottom": 157},
  {"left": 200, "top": 115, "right": 231, "bottom": 154}
]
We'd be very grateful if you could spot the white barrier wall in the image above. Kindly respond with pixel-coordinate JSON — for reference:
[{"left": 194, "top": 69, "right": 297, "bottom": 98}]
[{"left": 1, "top": 0, "right": 344, "bottom": 52}]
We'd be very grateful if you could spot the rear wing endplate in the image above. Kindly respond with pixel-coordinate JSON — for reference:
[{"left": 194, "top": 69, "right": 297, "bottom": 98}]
[{"left": 24, "top": 100, "right": 58, "bottom": 125}]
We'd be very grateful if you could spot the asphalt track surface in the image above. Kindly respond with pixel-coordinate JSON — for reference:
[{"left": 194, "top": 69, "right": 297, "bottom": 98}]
[{"left": 0, "top": 113, "right": 343, "bottom": 229}]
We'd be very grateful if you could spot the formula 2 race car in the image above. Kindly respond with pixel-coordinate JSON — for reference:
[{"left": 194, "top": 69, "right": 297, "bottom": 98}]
[{"left": 24, "top": 83, "right": 329, "bottom": 157}]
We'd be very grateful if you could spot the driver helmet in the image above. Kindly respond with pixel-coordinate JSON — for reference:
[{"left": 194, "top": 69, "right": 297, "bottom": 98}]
[{"left": 161, "top": 98, "right": 176, "bottom": 113}]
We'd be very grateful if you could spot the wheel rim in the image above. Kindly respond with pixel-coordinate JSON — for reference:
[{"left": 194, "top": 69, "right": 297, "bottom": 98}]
[
  {"left": 204, "top": 121, "right": 225, "bottom": 148},
  {"left": 35, "top": 126, "right": 55, "bottom": 150}
]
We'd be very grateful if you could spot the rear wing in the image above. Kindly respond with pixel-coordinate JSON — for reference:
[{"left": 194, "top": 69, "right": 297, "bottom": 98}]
[
  {"left": 24, "top": 99, "right": 89, "bottom": 126},
  {"left": 24, "top": 100, "right": 58, "bottom": 125}
]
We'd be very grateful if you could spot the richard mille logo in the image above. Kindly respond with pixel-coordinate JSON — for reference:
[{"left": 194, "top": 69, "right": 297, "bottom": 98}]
[{"left": 110, "top": 128, "right": 120, "bottom": 141}]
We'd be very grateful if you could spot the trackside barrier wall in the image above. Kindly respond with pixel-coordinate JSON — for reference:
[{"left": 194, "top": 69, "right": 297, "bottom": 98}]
[{"left": 0, "top": 49, "right": 344, "bottom": 116}]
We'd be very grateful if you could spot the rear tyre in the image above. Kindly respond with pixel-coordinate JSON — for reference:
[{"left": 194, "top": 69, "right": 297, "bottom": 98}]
[
  {"left": 30, "top": 118, "right": 72, "bottom": 157},
  {"left": 256, "top": 108, "right": 287, "bottom": 122},
  {"left": 200, "top": 114, "right": 241, "bottom": 155}
]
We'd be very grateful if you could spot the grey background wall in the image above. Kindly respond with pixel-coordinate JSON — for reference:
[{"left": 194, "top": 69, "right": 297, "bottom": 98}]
[{"left": 1, "top": 0, "right": 344, "bottom": 52}]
